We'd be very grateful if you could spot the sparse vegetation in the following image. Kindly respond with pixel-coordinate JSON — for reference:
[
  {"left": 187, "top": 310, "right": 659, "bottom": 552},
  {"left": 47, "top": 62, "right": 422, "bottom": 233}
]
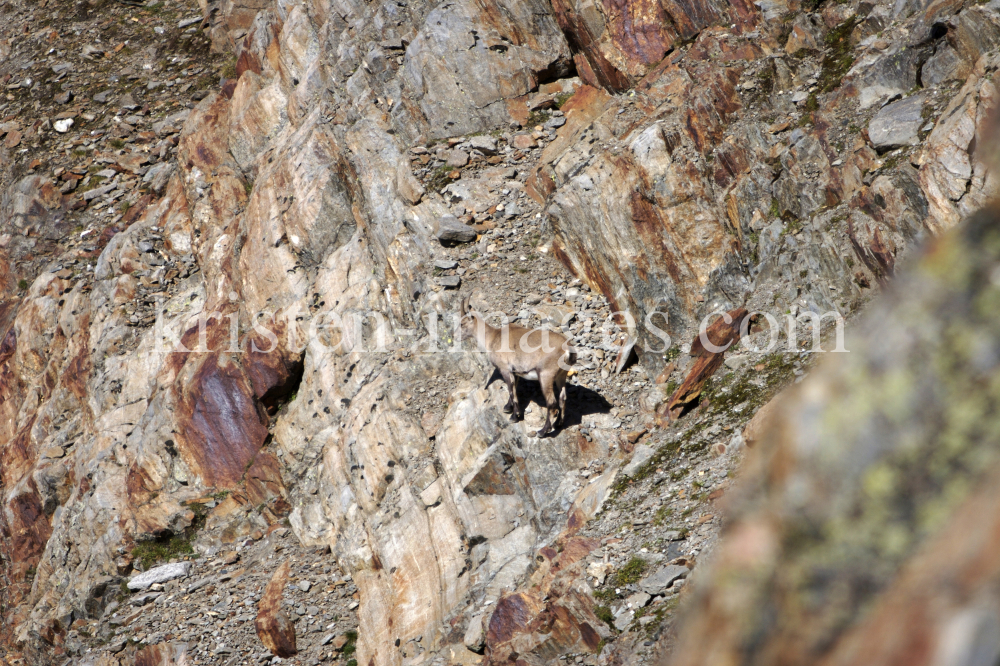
[
  {"left": 818, "top": 17, "right": 859, "bottom": 93},
  {"left": 426, "top": 164, "right": 454, "bottom": 192},
  {"left": 130, "top": 500, "right": 209, "bottom": 570},
  {"left": 653, "top": 506, "right": 673, "bottom": 526},
  {"left": 130, "top": 533, "right": 195, "bottom": 570},
  {"left": 769, "top": 198, "right": 781, "bottom": 219},
  {"left": 613, "top": 557, "right": 648, "bottom": 586},
  {"left": 526, "top": 109, "right": 549, "bottom": 127},
  {"left": 221, "top": 58, "right": 238, "bottom": 80},
  {"left": 17, "top": 279, "right": 28, "bottom": 291},
  {"left": 595, "top": 605, "right": 616, "bottom": 631},
  {"left": 341, "top": 630, "right": 358, "bottom": 659}
]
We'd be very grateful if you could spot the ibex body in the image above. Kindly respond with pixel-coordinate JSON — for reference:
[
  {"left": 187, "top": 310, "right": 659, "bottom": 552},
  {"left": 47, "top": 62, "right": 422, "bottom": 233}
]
[{"left": 460, "top": 297, "right": 576, "bottom": 437}]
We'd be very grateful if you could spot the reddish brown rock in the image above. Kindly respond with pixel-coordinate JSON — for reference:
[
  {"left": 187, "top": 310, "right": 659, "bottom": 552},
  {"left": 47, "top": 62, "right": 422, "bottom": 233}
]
[
  {"left": 255, "top": 561, "right": 296, "bottom": 657},
  {"left": 133, "top": 642, "right": 189, "bottom": 666},
  {"left": 485, "top": 537, "right": 609, "bottom": 665},
  {"left": 550, "top": 0, "right": 758, "bottom": 92},
  {"left": 659, "top": 308, "right": 752, "bottom": 421}
]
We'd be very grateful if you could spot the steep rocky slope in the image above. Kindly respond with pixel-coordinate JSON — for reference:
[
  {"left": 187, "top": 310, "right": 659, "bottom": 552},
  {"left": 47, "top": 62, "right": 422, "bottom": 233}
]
[{"left": 0, "top": 0, "right": 997, "bottom": 663}]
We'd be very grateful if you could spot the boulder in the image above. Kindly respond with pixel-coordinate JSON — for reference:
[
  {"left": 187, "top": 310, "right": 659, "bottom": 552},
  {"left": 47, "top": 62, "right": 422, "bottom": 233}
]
[
  {"left": 868, "top": 94, "right": 925, "bottom": 150},
  {"left": 921, "top": 43, "right": 966, "bottom": 87},
  {"left": 446, "top": 150, "right": 469, "bottom": 168},
  {"left": 784, "top": 13, "right": 824, "bottom": 54},
  {"left": 254, "top": 561, "right": 296, "bottom": 657},
  {"left": 463, "top": 614, "right": 485, "bottom": 653},
  {"left": 435, "top": 215, "right": 478, "bottom": 244},
  {"left": 127, "top": 562, "right": 191, "bottom": 591},
  {"left": 854, "top": 47, "right": 924, "bottom": 109},
  {"left": 950, "top": 6, "right": 1000, "bottom": 73}
]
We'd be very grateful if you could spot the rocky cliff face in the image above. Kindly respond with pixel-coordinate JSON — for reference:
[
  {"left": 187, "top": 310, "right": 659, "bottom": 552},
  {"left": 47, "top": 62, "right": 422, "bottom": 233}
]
[{"left": 0, "top": 0, "right": 998, "bottom": 662}]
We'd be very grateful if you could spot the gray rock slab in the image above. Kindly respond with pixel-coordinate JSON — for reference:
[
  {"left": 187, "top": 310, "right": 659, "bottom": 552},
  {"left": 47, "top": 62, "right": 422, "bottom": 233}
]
[
  {"left": 128, "top": 561, "right": 191, "bottom": 590},
  {"left": 869, "top": 94, "right": 926, "bottom": 149},
  {"left": 436, "top": 215, "right": 477, "bottom": 244},
  {"left": 922, "top": 44, "right": 964, "bottom": 87},
  {"left": 83, "top": 183, "right": 116, "bottom": 201},
  {"left": 468, "top": 135, "right": 498, "bottom": 154},
  {"left": 638, "top": 565, "right": 689, "bottom": 595},
  {"left": 622, "top": 444, "right": 657, "bottom": 478}
]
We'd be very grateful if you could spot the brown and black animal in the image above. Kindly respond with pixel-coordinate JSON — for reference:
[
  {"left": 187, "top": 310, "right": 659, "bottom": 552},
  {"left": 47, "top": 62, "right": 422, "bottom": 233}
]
[{"left": 460, "top": 297, "right": 577, "bottom": 437}]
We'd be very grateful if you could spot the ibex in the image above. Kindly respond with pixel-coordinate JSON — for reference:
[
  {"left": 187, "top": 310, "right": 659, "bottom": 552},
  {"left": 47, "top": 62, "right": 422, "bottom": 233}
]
[{"left": 460, "top": 296, "right": 577, "bottom": 438}]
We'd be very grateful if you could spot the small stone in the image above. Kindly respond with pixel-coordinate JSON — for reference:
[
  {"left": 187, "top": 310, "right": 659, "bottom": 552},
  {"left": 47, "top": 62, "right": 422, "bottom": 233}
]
[
  {"left": 468, "top": 135, "right": 498, "bottom": 154},
  {"left": 347, "top": 601, "right": 359, "bottom": 610},
  {"left": 331, "top": 635, "right": 348, "bottom": 649},
  {"left": 512, "top": 134, "right": 536, "bottom": 150},
  {"left": 614, "top": 612, "right": 633, "bottom": 632},
  {"left": 130, "top": 591, "right": 162, "bottom": 606},
  {"left": 41, "top": 446, "right": 65, "bottom": 459},
  {"left": 446, "top": 149, "right": 469, "bottom": 168},
  {"left": 93, "top": 90, "right": 113, "bottom": 103},
  {"left": 434, "top": 259, "right": 458, "bottom": 270},
  {"left": 724, "top": 354, "right": 748, "bottom": 370},
  {"left": 222, "top": 551, "right": 240, "bottom": 565},
  {"left": 626, "top": 591, "right": 651, "bottom": 609},
  {"left": 54, "top": 90, "right": 73, "bottom": 104},
  {"left": 84, "top": 183, "right": 116, "bottom": 201},
  {"left": 298, "top": 580, "right": 312, "bottom": 592},
  {"left": 437, "top": 276, "right": 461, "bottom": 289},
  {"left": 53, "top": 118, "right": 73, "bottom": 133}
]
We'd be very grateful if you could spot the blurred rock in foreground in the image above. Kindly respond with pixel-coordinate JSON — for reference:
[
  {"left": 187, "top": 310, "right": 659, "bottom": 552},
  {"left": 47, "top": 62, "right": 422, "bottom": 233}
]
[{"left": 664, "top": 201, "right": 1000, "bottom": 666}]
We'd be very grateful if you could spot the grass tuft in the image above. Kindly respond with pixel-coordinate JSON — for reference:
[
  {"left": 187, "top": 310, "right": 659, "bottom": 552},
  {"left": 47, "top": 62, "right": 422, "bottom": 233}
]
[{"left": 613, "top": 557, "right": 648, "bottom": 586}]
